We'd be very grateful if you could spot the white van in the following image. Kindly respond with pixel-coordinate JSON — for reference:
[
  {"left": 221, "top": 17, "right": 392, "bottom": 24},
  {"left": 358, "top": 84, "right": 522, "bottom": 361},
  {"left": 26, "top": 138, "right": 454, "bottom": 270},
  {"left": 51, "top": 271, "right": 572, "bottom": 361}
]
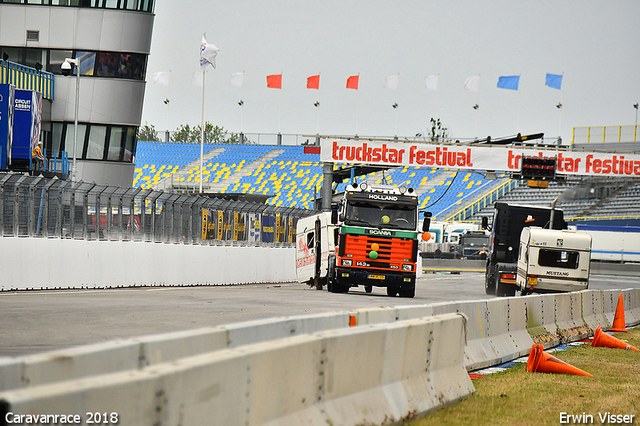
[
  {"left": 295, "top": 212, "right": 337, "bottom": 289},
  {"left": 516, "top": 227, "right": 591, "bottom": 295}
]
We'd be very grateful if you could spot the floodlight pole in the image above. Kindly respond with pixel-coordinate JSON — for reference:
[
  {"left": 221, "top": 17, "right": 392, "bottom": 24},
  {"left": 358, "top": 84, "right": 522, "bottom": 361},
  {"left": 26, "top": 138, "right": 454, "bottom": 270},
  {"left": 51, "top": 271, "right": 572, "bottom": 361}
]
[{"left": 64, "top": 58, "right": 80, "bottom": 181}]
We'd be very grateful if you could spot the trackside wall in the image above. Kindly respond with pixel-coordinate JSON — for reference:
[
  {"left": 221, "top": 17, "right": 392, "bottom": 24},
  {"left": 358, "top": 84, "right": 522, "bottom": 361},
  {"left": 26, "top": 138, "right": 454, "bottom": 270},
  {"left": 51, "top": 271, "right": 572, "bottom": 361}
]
[
  {"left": 0, "top": 314, "right": 474, "bottom": 426},
  {"left": 0, "top": 237, "right": 297, "bottom": 290}
]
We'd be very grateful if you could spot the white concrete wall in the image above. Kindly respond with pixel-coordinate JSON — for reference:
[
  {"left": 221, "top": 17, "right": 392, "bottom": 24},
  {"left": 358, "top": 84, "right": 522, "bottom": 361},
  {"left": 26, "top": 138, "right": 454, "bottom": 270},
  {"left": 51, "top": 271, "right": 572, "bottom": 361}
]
[{"left": 0, "top": 237, "right": 297, "bottom": 291}]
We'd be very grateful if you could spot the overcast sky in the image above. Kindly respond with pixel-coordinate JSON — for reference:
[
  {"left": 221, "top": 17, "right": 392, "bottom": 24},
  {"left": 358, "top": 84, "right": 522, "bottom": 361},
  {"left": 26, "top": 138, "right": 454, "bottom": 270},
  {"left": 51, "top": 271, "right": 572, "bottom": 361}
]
[{"left": 141, "top": 1, "right": 640, "bottom": 144}]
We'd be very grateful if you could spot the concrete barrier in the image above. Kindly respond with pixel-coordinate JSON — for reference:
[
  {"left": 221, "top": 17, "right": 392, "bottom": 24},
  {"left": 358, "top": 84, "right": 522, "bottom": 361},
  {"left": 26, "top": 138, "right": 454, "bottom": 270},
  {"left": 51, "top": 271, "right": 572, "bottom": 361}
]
[
  {"left": 0, "top": 314, "right": 474, "bottom": 426},
  {"left": 1, "top": 289, "right": 639, "bottom": 423},
  {"left": 580, "top": 290, "right": 611, "bottom": 331},
  {"left": 0, "top": 238, "right": 297, "bottom": 291}
]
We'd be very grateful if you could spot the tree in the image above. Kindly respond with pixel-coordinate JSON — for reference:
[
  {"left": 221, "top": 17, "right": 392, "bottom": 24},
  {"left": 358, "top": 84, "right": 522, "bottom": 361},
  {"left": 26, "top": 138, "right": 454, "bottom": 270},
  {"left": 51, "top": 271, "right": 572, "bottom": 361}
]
[
  {"left": 170, "top": 122, "right": 245, "bottom": 144},
  {"left": 429, "top": 118, "right": 450, "bottom": 143},
  {"left": 137, "top": 122, "right": 161, "bottom": 142}
]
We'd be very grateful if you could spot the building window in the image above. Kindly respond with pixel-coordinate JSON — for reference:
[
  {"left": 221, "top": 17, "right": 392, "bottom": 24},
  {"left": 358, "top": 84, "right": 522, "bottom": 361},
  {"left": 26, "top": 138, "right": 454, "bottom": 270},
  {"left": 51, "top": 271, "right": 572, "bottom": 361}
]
[
  {"left": 51, "top": 122, "right": 137, "bottom": 162},
  {"left": 76, "top": 51, "right": 96, "bottom": 75},
  {"left": 86, "top": 125, "right": 106, "bottom": 160}
]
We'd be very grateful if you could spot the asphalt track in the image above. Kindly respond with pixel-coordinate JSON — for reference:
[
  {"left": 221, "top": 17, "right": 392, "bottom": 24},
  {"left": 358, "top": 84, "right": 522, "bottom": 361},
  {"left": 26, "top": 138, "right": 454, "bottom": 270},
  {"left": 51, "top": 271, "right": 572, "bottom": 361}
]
[{"left": 0, "top": 272, "right": 638, "bottom": 357}]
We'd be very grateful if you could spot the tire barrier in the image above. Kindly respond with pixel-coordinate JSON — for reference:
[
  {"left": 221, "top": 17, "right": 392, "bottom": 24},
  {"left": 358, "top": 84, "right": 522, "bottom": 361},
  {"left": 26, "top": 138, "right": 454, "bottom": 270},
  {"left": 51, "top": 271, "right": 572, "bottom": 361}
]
[{"left": 0, "top": 314, "right": 474, "bottom": 426}]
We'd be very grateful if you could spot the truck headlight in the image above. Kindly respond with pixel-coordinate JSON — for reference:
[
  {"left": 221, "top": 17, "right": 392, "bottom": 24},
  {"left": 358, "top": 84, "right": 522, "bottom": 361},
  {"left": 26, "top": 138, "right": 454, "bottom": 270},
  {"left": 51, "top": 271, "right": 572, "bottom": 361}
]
[
  {"left": 342, "top": 259, "right": 353, "bottom": 266},
  {"left": 402, "top": 264, "right": 412, "bottom": 271}
]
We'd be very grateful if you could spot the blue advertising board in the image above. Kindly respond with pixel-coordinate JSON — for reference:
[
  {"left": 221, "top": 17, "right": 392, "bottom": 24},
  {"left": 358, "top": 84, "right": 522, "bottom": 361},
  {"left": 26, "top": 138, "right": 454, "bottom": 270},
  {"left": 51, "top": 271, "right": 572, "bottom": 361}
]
[
  {"left": 0, "top": 84, "right": 15, "bottom": 169},
  {"left": 12, "top": 89, "right": 42, "bottom": 160}
]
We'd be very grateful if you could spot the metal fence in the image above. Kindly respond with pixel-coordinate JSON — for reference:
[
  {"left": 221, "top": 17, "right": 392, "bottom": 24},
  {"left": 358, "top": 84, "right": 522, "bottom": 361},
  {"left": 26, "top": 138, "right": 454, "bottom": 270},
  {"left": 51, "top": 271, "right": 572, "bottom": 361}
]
[{"left": 0, "top": 172, "right": 312, "bottom": 246}]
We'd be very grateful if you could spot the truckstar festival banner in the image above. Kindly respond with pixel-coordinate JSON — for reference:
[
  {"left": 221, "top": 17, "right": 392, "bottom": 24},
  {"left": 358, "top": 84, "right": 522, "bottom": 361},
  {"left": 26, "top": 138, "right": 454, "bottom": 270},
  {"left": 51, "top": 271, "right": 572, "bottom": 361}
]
[{"left": 321, "top": 139, "right": 640, "bottom": 178}]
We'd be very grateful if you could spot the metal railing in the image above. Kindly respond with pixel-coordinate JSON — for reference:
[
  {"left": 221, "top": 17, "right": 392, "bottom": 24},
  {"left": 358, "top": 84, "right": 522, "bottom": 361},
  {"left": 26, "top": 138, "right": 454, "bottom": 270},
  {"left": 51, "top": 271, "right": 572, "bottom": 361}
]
[
  {"left": 572, "top": 125, "right": 639, "bottom": 144},
  {"left": 0, "top": 173, "right": 312, "bottom": 246},
  {"left": 446, "top": 179, "right": 523, "bottom": 222}
]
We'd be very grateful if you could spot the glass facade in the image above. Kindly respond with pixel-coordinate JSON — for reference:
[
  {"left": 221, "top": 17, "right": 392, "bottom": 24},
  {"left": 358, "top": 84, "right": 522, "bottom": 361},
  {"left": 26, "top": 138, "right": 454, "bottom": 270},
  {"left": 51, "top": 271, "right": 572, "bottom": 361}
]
[
  {"left": 52, "top": 122, "right": 137, "bottom": 163},
  {"left": 0, "top": 47, "right": 147, "bottom": 81},
  {"left": 0, "top": 0, "right": 154, "bottom": 12}
]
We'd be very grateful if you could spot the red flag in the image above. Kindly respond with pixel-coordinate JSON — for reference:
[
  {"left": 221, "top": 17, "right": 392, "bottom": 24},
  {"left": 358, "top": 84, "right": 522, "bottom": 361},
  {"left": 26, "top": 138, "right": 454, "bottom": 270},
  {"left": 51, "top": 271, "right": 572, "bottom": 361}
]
[
  {"left": 307, "top": 74, "right": 320, "bottom": 89},
  {"left": 346, "top": 75, "right": 359, "bottom": 90},
  {"left": 267, "top": 74, "right": 282, "bottom": 89}
]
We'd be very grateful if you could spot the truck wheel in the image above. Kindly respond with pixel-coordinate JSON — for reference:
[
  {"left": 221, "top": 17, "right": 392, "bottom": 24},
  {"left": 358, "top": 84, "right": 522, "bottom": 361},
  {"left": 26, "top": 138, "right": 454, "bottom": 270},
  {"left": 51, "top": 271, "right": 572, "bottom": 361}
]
[
  {"left": 314, "top": 276, "right": 323, "bottom": 291},
  {"left": 485, "top": 273, "right": 496, "bottom": 295},
  {"left": 387, "top": 287, "right": 399, "bottom": 297},
  {"left": 365, "top": 285, "right": 373, "bottom": 293},
  {"left": 399, "top": 286, "right": 415, "bottom": 298}
]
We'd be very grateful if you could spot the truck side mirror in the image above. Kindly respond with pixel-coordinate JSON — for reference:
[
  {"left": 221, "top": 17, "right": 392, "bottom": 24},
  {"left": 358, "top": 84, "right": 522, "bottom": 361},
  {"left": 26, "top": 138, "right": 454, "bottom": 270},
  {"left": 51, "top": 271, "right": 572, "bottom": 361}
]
[
  {"left": 331, "top": 208, "right": 338, "bottom": 225},
  {"left": 481, "top": 216, "right": 488, "bottom": 229},
  {"left": 422, "top": 212, "right": 432, "bottom": 232}
]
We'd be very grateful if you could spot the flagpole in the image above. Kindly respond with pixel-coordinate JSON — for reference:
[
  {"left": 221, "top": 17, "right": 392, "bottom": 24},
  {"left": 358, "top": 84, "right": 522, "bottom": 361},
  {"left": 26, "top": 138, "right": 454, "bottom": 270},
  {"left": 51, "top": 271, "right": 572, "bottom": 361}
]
[
  {"left": 356, "top": 74, "right": 360, "bottom": 136},
  {"left": 200, "top": 67, "right": 205, "bottom": 193},
  {"left": 241, "top": 71, "right": 245, "bottom": 133},
  {"left": 316, "top": 72, "right": 321, "bottom": 135},
  {"left": 167, "top": 70, "right": 171, "bottom": 141}
]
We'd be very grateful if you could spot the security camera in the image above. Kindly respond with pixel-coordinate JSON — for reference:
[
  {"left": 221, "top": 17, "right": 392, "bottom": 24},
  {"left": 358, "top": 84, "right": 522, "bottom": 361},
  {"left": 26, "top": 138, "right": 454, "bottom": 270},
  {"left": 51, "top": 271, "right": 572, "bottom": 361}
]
[{"left": 61, "top": 61, "right": 72, "bottom": 76}]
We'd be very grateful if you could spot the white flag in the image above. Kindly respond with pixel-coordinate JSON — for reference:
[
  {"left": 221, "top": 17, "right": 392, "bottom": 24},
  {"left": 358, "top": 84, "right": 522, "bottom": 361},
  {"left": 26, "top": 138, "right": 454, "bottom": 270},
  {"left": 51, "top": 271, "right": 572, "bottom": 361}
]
[
  {"left": 153, "top": 71, "right": 170, "bottom": 87},
  {"left": 200, "top": 36, "right": 219, "bottom": 69},
  {"left": 230, "top": 72, "right": 244, "bottom": 88},
  {"left": 464, "top": 75, "right": 480, "bottom": 92},
  {"left": 384, "top": 74, "right": 399, "bottom": 90},
  {"left": 425, "top": 75, "right": 438, "bottom": 91},
  {"left": 191, "top": 71, "right": 203, "bottom": 87}
]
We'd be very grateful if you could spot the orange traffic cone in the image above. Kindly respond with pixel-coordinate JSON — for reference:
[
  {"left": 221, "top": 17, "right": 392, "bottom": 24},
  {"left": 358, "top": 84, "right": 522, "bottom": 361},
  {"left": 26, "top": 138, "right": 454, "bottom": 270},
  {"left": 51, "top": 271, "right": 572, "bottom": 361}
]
[
  {"left": 591, "top": 326, "right": 639, "bottom": 351},
  {"left": 609, "top": 294, "right": 628, "bottom": 332},
  {"left": 526, "top": 344, "right": 592, "bottom": 377}
]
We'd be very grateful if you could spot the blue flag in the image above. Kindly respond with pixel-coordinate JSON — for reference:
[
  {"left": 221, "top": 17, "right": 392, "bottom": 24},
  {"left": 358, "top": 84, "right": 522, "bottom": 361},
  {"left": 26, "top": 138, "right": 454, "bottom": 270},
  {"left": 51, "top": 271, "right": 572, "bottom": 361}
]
[
  {"left": 545, "top": 73, "right": 563, "bottom": 90},
  {"left": 497, "top": 76, "right": 520, "bottom": 90}
]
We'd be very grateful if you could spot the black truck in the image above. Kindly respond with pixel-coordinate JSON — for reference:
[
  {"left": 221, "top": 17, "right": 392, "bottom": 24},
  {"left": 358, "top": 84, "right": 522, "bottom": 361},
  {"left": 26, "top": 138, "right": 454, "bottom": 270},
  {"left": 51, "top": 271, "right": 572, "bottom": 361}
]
[{"left": 485, "top": 201, "right": 567, "bottom": 297}]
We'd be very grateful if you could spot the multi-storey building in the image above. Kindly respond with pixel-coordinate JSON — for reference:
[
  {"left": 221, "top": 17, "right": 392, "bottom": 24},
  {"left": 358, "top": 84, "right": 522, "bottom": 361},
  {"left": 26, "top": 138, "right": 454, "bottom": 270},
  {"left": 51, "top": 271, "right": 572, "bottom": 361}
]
[{"left": 0, "top": 0, "right": 155, "bottom": 186}]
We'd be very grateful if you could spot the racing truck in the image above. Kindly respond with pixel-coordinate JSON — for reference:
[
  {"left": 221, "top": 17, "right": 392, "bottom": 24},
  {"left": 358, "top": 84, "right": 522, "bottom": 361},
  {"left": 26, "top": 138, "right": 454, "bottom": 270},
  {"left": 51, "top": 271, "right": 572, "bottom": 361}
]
[{"left": 295, "top": 182, "right": 431, "bottom": 298}]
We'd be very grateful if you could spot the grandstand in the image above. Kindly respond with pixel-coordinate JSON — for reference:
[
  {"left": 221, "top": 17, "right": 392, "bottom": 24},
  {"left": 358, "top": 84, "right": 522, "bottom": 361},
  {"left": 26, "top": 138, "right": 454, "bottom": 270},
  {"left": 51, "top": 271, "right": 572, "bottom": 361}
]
[
  {"left": 133, "top": 140, "right": 640, "bottom": 226},
  {"left": 133, "top": 142, "right": 506, "bottom": 215}
]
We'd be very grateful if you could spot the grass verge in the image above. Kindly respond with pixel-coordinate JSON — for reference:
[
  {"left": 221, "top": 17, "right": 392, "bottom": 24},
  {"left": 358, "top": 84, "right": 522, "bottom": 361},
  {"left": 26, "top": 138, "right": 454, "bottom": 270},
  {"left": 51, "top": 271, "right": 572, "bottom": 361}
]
[{"left": 409, "top": 327, "right": 640, "bottom": 426}]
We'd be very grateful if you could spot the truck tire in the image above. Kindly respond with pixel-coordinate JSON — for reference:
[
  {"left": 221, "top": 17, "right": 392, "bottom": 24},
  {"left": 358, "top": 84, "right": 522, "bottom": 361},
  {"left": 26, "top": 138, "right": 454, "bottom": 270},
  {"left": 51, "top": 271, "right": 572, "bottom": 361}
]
[
  {"left": 399, "top": 286, "right": 415, "bottom": 298},
  {"left": 365, "top": 285, "right": 373, "bottom": 293},
  {"left": 327, "top": 255, "right": 336, "bottom": 293},
  {"left": 484, "top": 272, "right": 496, "bottom": 295}
]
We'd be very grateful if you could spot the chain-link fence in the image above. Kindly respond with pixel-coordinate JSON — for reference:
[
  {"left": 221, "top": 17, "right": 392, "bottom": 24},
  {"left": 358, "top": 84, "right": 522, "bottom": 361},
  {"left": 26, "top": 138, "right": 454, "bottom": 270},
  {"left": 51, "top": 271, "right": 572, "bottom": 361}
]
[{"left": 0, "top": 173, "right": 313, "bottom": 246}]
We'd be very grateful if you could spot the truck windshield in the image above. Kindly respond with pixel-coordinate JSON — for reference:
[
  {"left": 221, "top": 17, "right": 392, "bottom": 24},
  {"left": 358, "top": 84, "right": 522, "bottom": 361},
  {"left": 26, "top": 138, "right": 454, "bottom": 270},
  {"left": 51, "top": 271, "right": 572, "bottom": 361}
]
[
  {"left": 346, "top": 202, "right": 416, "bottom": 230},
  {"left": 461, "top": 237, "right": 489, "bottom": 246}
]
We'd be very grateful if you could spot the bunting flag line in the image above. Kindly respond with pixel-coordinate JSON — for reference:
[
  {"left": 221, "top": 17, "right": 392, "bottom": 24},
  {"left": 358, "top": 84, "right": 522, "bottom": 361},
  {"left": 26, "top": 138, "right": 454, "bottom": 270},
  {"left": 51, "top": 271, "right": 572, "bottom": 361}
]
[
  {"left": 545, "top": 73, "right": 563, "bottom": 90},
  {"left": 307, "top": 74, "right": 320, "bottom": 89},
  {"left": 464, "top": 75, "right": 480, "bottom": 92},
  {"left": 497, "top": 75, "right": 520, "bottom": 90},
  {"left": 152, "top": 71, "right": 170, "bottom": 87},
  {"left": 346, "top": 75, "right": 359, "bottom": 90},
  {"left": 267, "top": 74, "right": 282, "bottom": 89},
  {"left": 384, "top": 74, "right": 399, "bottom": 90},
  {"left": 191, "top": 71, "right": 203, "bottom": 87},
  {"left": 425, "top": 75, "right": 438, "bottom": 91},
  {"left": 230, "top": 72, "right": 244, "bottom": 88},
  {"left": 199, "top": 36, "right": 219, "bottom": 69}
]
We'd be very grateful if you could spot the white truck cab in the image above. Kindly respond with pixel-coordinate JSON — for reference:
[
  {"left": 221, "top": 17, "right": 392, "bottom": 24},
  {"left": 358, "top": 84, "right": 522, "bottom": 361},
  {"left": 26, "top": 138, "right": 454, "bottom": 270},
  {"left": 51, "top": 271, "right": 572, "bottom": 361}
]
[{"left": 516, "top": 227, "right": 591, "bottom": 295}]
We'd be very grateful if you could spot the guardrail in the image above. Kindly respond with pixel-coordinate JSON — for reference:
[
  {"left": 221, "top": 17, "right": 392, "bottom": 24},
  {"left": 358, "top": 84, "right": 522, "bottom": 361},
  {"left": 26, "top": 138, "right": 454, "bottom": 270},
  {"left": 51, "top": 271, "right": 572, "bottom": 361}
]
[
  {"left": 1, "top": 289, "right": 638, "bottom": 425},
  {"left": 572, "top": 125, "right": 639, "bottom": 144}
]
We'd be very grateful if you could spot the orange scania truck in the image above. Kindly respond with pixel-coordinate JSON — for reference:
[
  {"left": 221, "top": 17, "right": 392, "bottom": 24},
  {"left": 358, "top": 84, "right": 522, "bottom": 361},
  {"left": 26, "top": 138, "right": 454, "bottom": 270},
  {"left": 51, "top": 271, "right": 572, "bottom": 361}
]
[{"left": 295, "top": 182, "right": 431, "bottom": 298}]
